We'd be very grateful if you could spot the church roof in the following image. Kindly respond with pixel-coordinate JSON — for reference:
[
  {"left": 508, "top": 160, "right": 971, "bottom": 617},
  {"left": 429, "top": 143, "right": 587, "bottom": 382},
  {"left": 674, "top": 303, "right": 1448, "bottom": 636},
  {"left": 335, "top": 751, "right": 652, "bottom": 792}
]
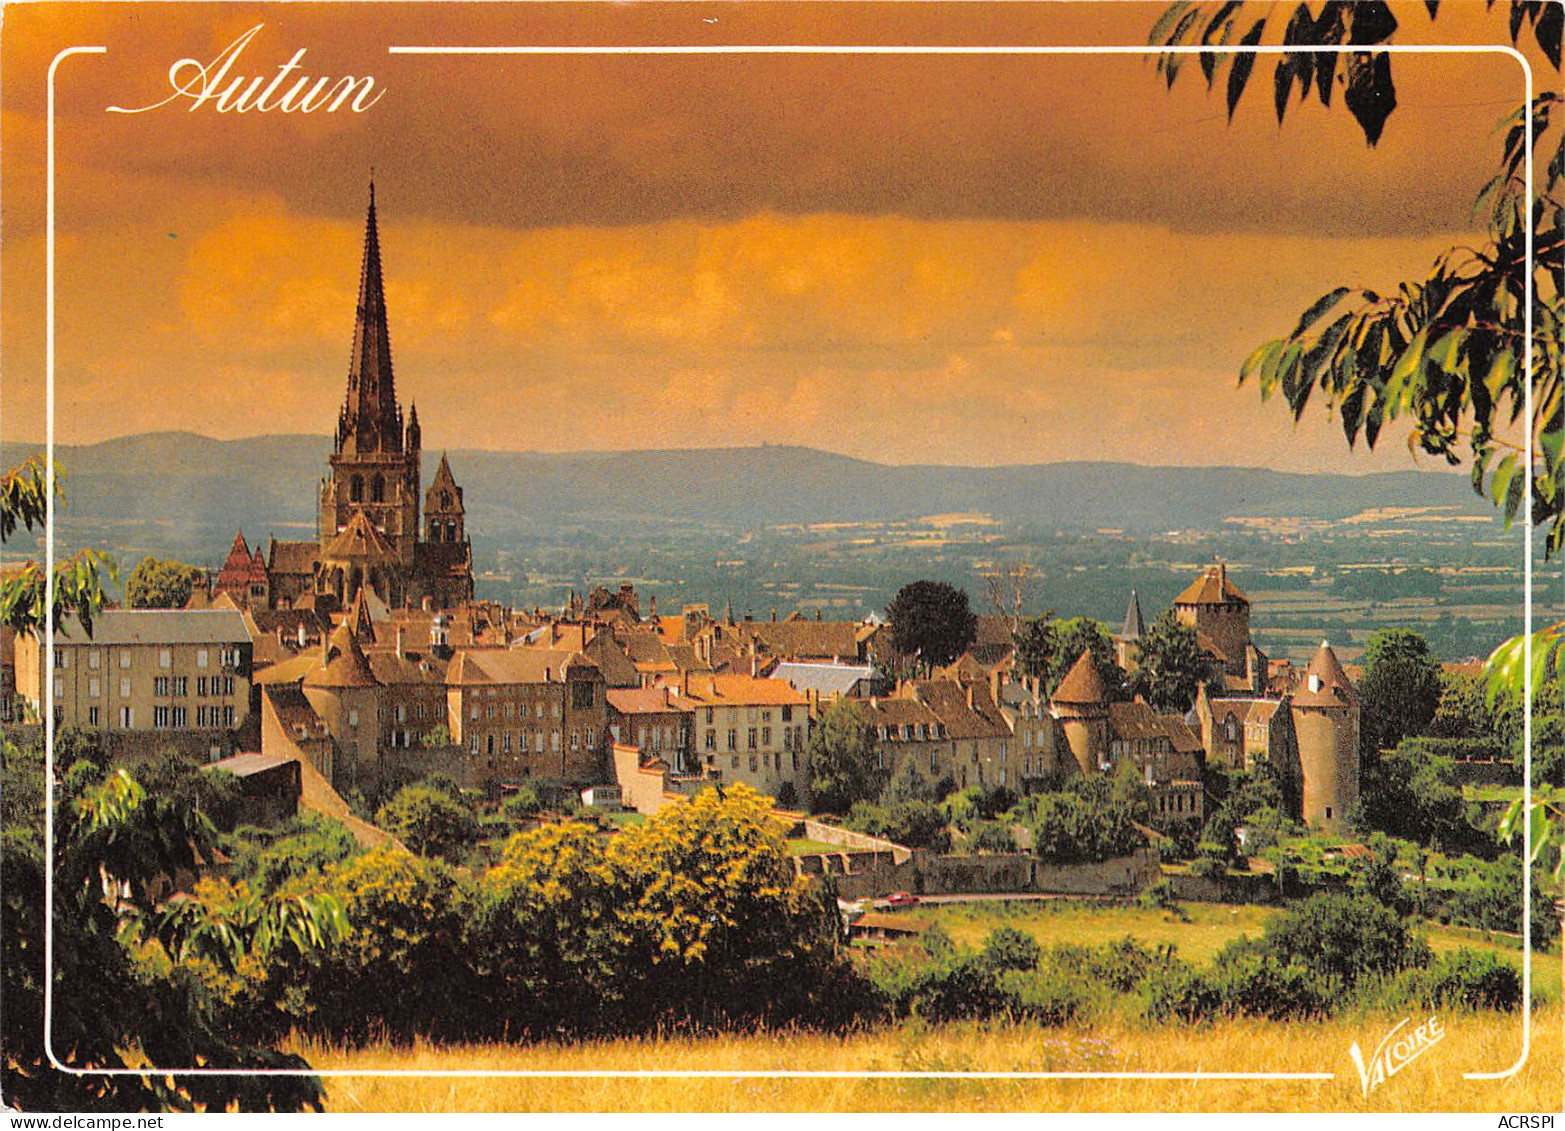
[
  {"left": 1051, "top": 648, "right": 1108, "bottom": 705},
  {"left": 1174, "top": 563, "right": 1250, "bottom": 607},
  {"left": 324, "top": 509, "right": 395, "bottom": 560},
  {"left": 268, "top": 539, "right": 321, "bottom": 578}
]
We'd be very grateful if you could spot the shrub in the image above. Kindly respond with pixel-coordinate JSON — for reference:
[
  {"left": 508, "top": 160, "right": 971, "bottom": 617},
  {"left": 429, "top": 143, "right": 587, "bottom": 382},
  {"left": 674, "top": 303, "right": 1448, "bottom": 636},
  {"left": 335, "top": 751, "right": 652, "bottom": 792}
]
[
  {"left": 981, "top": 926, "right": 1041, "bottom": 972},
  {"left": 1260, "top": 893, "right": 1430, "bottom": 985},
  {"left": 971, "top": 821, "right": 1018, "bottom": 854},
  {"left": 376, "top": 785, "right": 482, "bottom": 859},
  {"left": 1188, "top": 856, "right": 1225, "bottom": 879},
  {"left": 501, "top": 786, "right": 544, "bottom": 821},
  {"left": 1139, "top": 960, "right": 1219, "bottom": 1024},
  {"left": 1419, "top": 949, "right": 1523, "bottom": 1012},
  {"left": 997, "top": 966, "right": 1086, "bottom": 1025},
  {"left": 1205, "top": 948, "right": 1337, "bottom": 1020}
]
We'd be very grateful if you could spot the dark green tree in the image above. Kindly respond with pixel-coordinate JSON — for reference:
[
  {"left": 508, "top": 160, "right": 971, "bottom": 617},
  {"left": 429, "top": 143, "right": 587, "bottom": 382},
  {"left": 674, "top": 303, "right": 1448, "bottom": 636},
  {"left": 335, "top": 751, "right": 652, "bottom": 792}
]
[
  {"left": 886, "top": 580, "right": 977, "bottom": 673},
  {"left": 1358, "top": 628, "right": 1443, "bottom": 755},
  {"left": 806, "top": 697, "right": 887, "bottom": 813},
  {"left": 1129, "top": 609, "right": 1216, "bottom": 713},
  {"left": 1013, "top": 615, "right": 1126, "bottom": 699},
  {"left": 126, "top": 555, "right": 207, "bottom": 609},
  {"left": 375, "top": 784, "right": 482, "bottom": 859}
]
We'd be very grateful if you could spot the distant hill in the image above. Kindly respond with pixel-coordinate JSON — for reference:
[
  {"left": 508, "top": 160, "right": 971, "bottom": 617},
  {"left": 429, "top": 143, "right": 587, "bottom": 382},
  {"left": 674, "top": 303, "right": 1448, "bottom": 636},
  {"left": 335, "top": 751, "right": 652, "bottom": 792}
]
[{"left": 0, "top": 432, "right": 1497, "bottom": 564}]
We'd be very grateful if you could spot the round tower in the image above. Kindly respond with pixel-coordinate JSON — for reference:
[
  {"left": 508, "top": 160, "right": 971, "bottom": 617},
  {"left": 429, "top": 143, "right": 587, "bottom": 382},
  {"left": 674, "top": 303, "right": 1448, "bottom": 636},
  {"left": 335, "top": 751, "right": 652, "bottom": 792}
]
[
  {"left": 1290, "top": 639, "right": 1360, "bottom": 829},
  {"left": 302, "top": 623, "right": 383, "bottom": 795},
  {"left": 1049, "top": 648, "right": 1111, "bottom": 776}
]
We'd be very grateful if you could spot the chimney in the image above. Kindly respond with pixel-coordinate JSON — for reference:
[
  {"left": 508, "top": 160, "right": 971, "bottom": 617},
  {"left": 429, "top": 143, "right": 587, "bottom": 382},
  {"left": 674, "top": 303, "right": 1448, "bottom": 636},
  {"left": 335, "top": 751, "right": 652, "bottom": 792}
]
[
  {"left": 1218, "top": 561, "right": 1227, "bottom": 588},
  {"left": 663, "top": 685, "right": 671, "bottom": 707},
  {"left": 681, "top": 671, "right": 689, "bottom": 696},
  {"left": 966, "top": 684, "right": 975, "bottom": 709},
  {"left": 750, "top": 654, "right": 759, "bottom": 677},
  {"left": 297, "top": 622, "right": 307, "bottom": 648},
  {"left": 770, "top": 608, "right": 776, "bottom": 622},
  {"left": 990, "top": 668, "right": 1003, "bottom": 703},
  {"left": 396, "top": 626, "right": 405, "bottom": 660},
  {"left": 276, "top": 626, "right": 286, "bottom": 648}
]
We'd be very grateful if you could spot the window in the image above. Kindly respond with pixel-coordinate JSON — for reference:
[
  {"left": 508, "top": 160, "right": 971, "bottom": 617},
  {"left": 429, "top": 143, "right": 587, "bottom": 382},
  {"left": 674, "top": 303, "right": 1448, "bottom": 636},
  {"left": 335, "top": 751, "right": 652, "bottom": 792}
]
[
  {"left": 119, "top": 650, "right": 132, "bottom": 669},
  {"left": 154, "top": 677, "right": 170, "bottom": 697},
  {"left": 395, "top": 704, "right": 406, "bottom": 722},
  {"left": 727, "top": 730, "right": 737, "bottom": 751},
  {"left": 171, "top": 706, "right": 188, "bottom": 727},
  {"left": 119, "top": 678, "right": 131, "bottom": 699},
  {"left": 761, "top": 710, "right": 772, "bottom": 723},
  {"left": 705, "top": 730, "right": 717, "bottom": 751},
  {"left": 470, "top": 735, "right": 480, "bottom": 754},
  {"left": 471, "top": 705, "right": 480, "bottom": 720},
  {"left": 154, "top": 705, "right": 171, "bottom": 729},
  {"left": 221, "top": 676, "right": 235, "bottom": 696},
  {"left": 585, "top": 728, "right": 595, "bottom": 747},
  {"left": 88, "top": 678, "right": 100, "bottom": 699},
  {"left": 571, "top": 681, "right": 594, "bottom": 710},
  {"left": 197, "top": 649, "right": 209, "bottom": 669},
  {"left": 53, "top": 677, "right": 64, "bottom": 699},
  {"left": 171, "top": 677, "right": 187, "bottom": 697},
  {"left": 348, "top": 709, "right": 359, "bottom": 727},
  {"left": 552, "top": 702, "right": 561, "bottom": 718},
  {"left": 747, "top": 728, "right": 757, "bottom": 750},
  {"left": 731, "top": 756, "right": 739, "bottom": 770},
  {"left": 159, "top": 649, "right": 172, "bottom": 669},
  {"left": 551, "top": 731, "right": 561, "bottom": 751},
  {"left": 749, "top": 755, "right": 758, "bottom": 772},
  {"left": 220, "top": 646, "right": 241, "bottom": 668},
  {"left": 782, "top": 705, "right": 792, "bottom": 723},
  {"left": 88, "top": 707, "right": 100, "bottom": 727},
  {"left": 53, "top": 651, "right": 67, "bottom": 669},
  {"left": 197, "top": 676, "right": 207, "bottom": 696},
  {"left": 88, "top": 651, "right": 100, "bottom": 670},
  {"left": 503, "top": 732, "right": 513, "bottom": 754},
  {"left": 519, "top": 731, "right": 530, "bottom": 753},
  {"left": 487, "top": 735, "right": 496, "bottom": 756},
  {"left": 762, "top": 727, "right": 771, "bottom": 747},
  {"left": 119, "top": 706, "right": 133, "bottom": 729},
  {"left": 705, "top": 707, "right": 714, "bottom": 725},
  {"left": 570, "top": 731, "right": 579, "bottom": 751},
  {"left": 53, "top": 706, "right": 64, "bottom": 726}
]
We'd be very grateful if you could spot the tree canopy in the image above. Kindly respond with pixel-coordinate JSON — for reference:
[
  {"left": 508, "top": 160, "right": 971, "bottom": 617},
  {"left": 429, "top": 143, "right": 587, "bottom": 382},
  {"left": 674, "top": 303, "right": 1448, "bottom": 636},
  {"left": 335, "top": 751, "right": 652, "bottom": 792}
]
[
  {"left": 1357, "top": 628, "right": 1444, "bottom": 755},
  {"left": 886, "top": 579, "right": 977, "bottom": 672},
  {"left": 1129, "top": 608, "right": 1216, "bottom": 713},
  {"left": 126, "top": 555, "right": 207, "bottom": 609},
  {"left": 806, "top": 696, "right": 886, "bottom": 813},
  {"left": 1014, "top": 615, "right": 1127, "bottom": 700}
]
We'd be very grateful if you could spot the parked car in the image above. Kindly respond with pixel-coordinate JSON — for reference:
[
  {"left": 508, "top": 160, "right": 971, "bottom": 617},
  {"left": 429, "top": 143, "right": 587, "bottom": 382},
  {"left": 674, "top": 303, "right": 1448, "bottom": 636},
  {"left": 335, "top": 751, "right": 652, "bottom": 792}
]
[{"left": 885, "top": 891, "right": 920, "bottom": 908}]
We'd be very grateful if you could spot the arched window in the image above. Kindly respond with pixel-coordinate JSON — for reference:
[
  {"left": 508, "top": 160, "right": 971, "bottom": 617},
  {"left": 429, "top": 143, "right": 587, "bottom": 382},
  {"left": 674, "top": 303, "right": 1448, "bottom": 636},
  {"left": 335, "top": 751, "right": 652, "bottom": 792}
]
[
  {"left": 1224, "top": 713, "right": 1239, "bottom": 743},
  {"left": 446, "top": 519, "right": 457, "bottom": 541},
  {"left": 371, "top": 475, "right": 385, "bottom": 503},
  {"left": 350, "top": 475, "right": 364, "bottom": 502},
  {"left": 428, "top": 521, "right": 441, "bottom": 543}
]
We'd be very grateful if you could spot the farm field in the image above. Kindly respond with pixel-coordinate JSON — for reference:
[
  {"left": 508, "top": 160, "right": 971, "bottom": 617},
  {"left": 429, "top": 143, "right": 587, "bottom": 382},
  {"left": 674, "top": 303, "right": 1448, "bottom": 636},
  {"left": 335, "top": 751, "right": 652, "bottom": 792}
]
[{"left": 303, "top": 1004, "right": 1563, "bottom": 1112}]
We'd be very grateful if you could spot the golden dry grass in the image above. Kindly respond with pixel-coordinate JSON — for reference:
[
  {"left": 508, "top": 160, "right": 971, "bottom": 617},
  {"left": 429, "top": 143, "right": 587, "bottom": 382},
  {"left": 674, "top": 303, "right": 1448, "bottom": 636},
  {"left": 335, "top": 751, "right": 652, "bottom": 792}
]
[{"left": 304, "top": 1005, "right": 1562, "bottom": 1113}]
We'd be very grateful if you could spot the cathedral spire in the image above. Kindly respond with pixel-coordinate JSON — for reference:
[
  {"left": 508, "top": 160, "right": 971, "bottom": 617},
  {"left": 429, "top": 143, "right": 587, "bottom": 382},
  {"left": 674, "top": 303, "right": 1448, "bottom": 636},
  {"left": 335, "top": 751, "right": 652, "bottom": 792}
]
[{"left": 341, "top": 179, "right": 400, "bottom": 454}]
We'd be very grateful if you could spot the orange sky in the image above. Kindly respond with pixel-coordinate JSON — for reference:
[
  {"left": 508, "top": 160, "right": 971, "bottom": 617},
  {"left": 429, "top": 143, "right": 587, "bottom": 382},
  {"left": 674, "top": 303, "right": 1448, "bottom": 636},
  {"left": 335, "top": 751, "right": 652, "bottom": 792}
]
[{"left": 0, "top": 2, "right": 1548, "bottom": 470}]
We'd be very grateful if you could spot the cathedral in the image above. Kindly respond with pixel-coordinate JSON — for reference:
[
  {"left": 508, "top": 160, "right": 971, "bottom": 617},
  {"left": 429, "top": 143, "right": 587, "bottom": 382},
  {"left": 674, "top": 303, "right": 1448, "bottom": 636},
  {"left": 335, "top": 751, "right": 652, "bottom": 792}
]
[{"left": 232, "top": 185, "right": 475, "bottom": 612}]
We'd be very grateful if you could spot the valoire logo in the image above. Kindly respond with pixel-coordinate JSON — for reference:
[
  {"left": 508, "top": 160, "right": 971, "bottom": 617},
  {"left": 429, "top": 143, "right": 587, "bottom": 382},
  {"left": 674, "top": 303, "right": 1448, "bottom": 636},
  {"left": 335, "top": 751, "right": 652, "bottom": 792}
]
[{"left": 1348, "top": 1015, "right": 1445, "bottom": 1097}]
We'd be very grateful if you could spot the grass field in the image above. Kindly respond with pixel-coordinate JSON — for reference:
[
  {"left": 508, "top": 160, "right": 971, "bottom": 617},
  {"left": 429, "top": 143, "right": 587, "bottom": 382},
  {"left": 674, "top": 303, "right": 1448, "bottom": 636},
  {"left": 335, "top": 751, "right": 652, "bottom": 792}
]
[
  {"left": 297, "top": 899, "right": 1564, "bottom": 1112},
  {"left": 302, "top": 1005, "right": 1563, "bottom": 1112},
  {"left": 787, "top": 838, "right": 848, "bottom": 855},
  {"left": 922, "top": 900, "right": 1563, "bottom": 1002}
]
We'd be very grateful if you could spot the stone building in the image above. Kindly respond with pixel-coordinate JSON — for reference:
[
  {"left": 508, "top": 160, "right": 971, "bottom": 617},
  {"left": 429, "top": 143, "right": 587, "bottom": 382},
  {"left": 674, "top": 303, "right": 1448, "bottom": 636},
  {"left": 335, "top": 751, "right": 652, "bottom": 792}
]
[
  {"left": 14, "top": 609, "right": 253, "bottom": 761},
  {"left": 679, "top": 673, "right": 811, "bottom": 801}
]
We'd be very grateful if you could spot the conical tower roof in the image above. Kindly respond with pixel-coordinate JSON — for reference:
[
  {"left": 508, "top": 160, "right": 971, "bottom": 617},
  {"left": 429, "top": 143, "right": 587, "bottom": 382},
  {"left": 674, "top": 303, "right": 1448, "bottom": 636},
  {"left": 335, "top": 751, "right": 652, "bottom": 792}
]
[
  {"left": 1051, "top": 648, "right": 1108, "bottom": 706},
  {"left": 304, "top": 623, "right": 379, "bottom": 689},
  {"left": 1121, "top": 589, "right": 1146, "bottom": 640},
  {"left": 1294, "top": 639, "right": 1357, "bottom": 708}
]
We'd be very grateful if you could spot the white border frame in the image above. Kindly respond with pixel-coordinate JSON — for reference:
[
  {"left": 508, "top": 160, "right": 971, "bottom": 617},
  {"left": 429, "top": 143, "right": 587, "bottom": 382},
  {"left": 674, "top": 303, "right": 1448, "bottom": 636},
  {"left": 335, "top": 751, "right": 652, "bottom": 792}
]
[{"left": 41, "top": 32, "right": 1536, "bottom": 1089}]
